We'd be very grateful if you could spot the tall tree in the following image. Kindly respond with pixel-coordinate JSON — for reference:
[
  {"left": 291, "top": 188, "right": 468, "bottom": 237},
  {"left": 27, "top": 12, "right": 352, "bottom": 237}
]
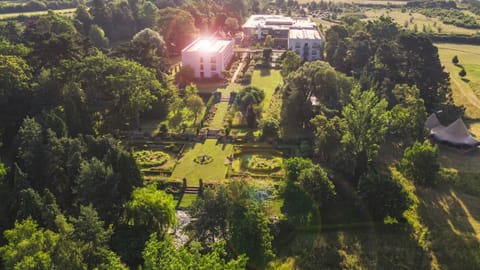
[
  {"left": 68, "top": 55, "right": 171, "bottom": 132},
  {"left": 70, "top": 205, "right": 121, "bottom": 269},
  {"left": 23, "top": 11, "right": 91, "bottom": 72},
  {"left": 142, "top": 234, "right": 247, "bottom": 270},
  {"left": 0, "top": 218, "right": 58, "bottom": 270},
  {"left": 281, "top": 50, "right": 301, "bottom": 78},
  {"left": 125, "top": 185, "right": 176, "bottom": 234},
  {"left": 73, "top": 158, "right": 118, "bottom": 222},
  {"left": 234, "top": 86, "right": 265, "bottom": 112},
  {"left": 310, "top": 114, "right": 347, "bottom": 162},
  {"left": 157, "top": 7, "right": 197, "bottom": 56},
  {"left": 341, "top": 87, "right": 388, "bottom": 180},
  {"left": 280, "top": 61, "right": 351, "bottom": 137},
  {"left": 358, "top": 170, "right": 412, "bottom": 221},
  {"left": 298, "top": 165, "right": 336, "bottom": 207},
  {"left": 88, "top": 24, "right": 109, "bottom": 48},
  {"left": 191, "top": 186, "right": 229, "bottom": 244},
  {"left": 16, "top": 117, "right": 45, "bottom": 188},
  {"left": 390, "top": 84, "right": 427, "bottom": 141},
  {"left": 0, "top": 55, "right": 33, "bottom": 143}
]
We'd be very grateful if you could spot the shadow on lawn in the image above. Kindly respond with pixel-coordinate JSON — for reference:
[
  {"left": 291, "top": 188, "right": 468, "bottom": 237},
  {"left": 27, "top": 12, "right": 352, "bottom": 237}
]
[
  {"left": 276, "top": 177, "right": 433, "bottom": 269},
  {"left": 260, "top": 68, "right": 271, "bottom": 76},
  {"left": 416, "top": 187, "right": 480, "bottom": 269}
]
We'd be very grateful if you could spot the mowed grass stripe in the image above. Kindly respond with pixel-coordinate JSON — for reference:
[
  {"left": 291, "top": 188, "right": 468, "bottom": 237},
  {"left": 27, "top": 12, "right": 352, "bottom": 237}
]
[{"left": 436, "top": 43, "right": 480, "bottom": 120}]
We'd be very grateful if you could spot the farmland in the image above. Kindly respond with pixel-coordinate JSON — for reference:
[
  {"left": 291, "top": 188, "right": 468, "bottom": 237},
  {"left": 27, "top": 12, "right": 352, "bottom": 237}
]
[
  {"left": 363, "top": 9, "right": 479, "bottom": 35},
  {"left": 0, "top": 8, "right": 76, "bottom": 19},
  {"left": 436, "top": 43, "right": 480, "bottom": 120}
]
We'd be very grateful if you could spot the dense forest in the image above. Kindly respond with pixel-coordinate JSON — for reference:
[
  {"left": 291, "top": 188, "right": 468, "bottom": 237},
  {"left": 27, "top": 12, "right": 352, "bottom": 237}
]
[{"left": 0, "top": 0, "right": 479, "bottom": 269}]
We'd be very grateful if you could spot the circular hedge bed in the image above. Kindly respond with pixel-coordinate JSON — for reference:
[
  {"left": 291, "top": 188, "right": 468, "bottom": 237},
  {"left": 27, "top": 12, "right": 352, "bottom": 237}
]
[
  {"left": 245, "top": 155, "right": 282, "bottom": 172},
  {"left": 194, "top": 155, "right": 213, "bottom": 165},
  {"left": 133, "top": 150, "right": 169, "bottom": 168}
]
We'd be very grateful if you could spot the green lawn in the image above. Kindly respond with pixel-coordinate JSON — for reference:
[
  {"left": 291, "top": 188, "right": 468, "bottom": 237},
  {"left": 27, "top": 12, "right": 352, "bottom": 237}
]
[
  {"left": 298, "top": 0, "right": 406, "bottom": 4},
  {"left": 178, "top": 193, "right": 198, "bottom": 209},
  {"left": 436, "top": 43, "right": 480, "bottom": 120},
  {"left": 209, "top": 102, "right": 229, "bottom": 129},
  {"left": 251, "top": 69, "right": 283, "bottom": 119},
  {"left": 170, "top": 139, "right": 232, "bottom": 185},
  {"left": 0, "top": 8, "right": 76, "bottom": 19}
]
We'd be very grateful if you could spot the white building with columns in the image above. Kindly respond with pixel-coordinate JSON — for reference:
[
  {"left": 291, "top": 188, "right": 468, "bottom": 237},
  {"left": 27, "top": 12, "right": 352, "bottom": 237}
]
[{"left": 181, "top": 37, "right": 234, "bottom": 79}]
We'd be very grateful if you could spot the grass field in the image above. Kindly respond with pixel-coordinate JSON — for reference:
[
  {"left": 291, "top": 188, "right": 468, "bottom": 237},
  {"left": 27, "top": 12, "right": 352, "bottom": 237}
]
[
  {"left": 170, "top": 139, "right": 232, "bottom": 185},
  {"left": 311, "top": 17, "right": 338, "bottom": 30},
  {"left": 177, "top": 193, "right": 198, "bottom": 209},
  {"left": 298, "top": 0, "right": 406, "bottom": 5},
  {"left": 363, "top": 9, "right": 479, "bottom": 35},
  {"left": 209, "top": 102, "right": 229, "bottom": 129},
  {"left": 0, "top": 8, "right": 76, "bottom": 19},
  {"left": 251, "top": 69, "right": 282, "bottom": 114},
  {"left": 436, "top": 43, "right": 480, "bottom": 120}
]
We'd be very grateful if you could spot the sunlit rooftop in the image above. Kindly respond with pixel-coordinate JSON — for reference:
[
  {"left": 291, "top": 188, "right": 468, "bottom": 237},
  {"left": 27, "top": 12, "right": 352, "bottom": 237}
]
[{"left": 182, "top": 37, "right": 233, "bottom": 54}]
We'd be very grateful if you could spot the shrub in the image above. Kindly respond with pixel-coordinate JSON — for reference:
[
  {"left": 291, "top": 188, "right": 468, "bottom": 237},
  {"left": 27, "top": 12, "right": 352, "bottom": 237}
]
[
  {"left": 246, "top": 155, "right": 282, "bottom": 172},
  {"left": 452, "top": 55, "right": 459, "bottom": 64},
  {"left": 401, "top": 141, "right": 439, "bottom": 186},
  {"left": 358, "top": 170, "right": 413, "bottom": 221},
  {"left": 133, "top": 150, "right": 169, "bottom": 168}
]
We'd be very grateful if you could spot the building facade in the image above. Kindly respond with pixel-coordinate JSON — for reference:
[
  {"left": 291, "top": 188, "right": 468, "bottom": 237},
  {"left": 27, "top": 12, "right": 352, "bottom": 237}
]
[
  {"left": 288, "top": 29, "right": 323, "bottom": 61},
  {"left": 242, "top": 14, "right": 324, "bottom": 60},
  {"left": 181, "top": 37, "right": 235, "bottom": 79}
]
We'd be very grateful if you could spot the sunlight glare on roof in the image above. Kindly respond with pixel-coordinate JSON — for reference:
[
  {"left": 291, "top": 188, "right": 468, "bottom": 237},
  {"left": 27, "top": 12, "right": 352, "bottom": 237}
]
[{"left": 197, "top": 39, "right": 213, "bottom": 52}]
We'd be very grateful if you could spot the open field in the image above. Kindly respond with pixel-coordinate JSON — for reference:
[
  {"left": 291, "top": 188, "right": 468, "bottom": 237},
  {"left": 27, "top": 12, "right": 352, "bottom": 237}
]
[
  {"left": 311, "top": 17, "right": 338, "bottom": 30},
  {"left": 298, "top": 0, "right": 406, "bottom": 5},
  {"left": 271, "top": 177, "right": 480, "bottom": 269},
  {"left": 170, "top": 139, "right": 232, "bottom": 185},
  {"left": 363, "top": 9, "right": 479, "bottom": 35},
  {"left": 436, "top": 43, "right": 480, "bottom": 120},
  {"left": 0, "top": 8, "right": 76, "bottom": 19}
]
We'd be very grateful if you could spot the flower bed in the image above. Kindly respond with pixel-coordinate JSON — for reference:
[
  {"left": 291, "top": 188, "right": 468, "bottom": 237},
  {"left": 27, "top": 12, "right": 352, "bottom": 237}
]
[
  {"left": 246, "top": 154, "right": 282, "bottom": 172},
  {"left": 133, "top": 150, "right": 170, "bottom": 168},
  {"left": 193, "top": 155, "right": 214, "bottom": 165}
]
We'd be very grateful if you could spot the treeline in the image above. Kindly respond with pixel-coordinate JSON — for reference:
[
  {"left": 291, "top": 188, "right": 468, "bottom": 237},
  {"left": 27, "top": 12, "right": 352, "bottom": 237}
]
[
  {"left": 323, "top": 16, "right": 458, "bottom": 114},
  {"left": 464, "top": 0, "right": 480, "bottom": 16},
  {"left": 418, "top": 8, "right": 480, "bottom": 29},
  {"left": 428, "top": 33, "right": 480, "bottom": 45},
  {"left": 0, "top": 0, "right": 81, "bottom": 14},
  {"left": 70, "top": 0, "right": 257, "bottom": 53},
  {"left": 405, "top": 0, "right": 456, "bottom": 9}
]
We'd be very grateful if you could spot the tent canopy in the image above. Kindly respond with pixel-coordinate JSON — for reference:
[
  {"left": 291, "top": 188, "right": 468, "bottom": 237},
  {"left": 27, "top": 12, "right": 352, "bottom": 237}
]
[{"left": 425, "top": 113, "right": 479, "bottom": 147}]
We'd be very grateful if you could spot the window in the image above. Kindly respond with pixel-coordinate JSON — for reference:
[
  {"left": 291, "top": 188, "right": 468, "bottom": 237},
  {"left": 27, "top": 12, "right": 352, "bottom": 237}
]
[
  {"left": 295, "top": 50, "right": 300, "bottom": 54},
  {"left": 200, "top": 64, "right": 204, "bottom": 70},
  {"left": 210, "top": 57, "right": 216, "bottom": 63},
  {"left": 312, "top": 50, "right": 317, "bottom": 55},
  {"left": 200, "top": 57, "right": 203, "bottom": 63},
  {"left": 211, "top": 65, "right": 217, "bottom": 71},
  {"left": 295, "top": 42, "right": 300, "bottom": 48}
]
